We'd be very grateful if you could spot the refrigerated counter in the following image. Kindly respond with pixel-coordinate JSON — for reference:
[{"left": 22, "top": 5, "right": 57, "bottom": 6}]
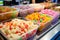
[
  {"left": 0, "top": 19, "right": 60, "bottom": 40},
  {"left": 33, "top": 19, "right": 60, "bottom": 40}
]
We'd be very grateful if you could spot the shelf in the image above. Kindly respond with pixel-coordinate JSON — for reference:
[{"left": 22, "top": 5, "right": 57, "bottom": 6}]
[{"left": 33, "top": 19, "right": 60, "bottom": 40}]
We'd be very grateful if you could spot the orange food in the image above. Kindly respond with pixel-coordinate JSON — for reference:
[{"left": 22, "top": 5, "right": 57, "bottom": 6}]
[
  {"left": 0, "top": 6, "right": 16, "bottom": 13},
  {"left": 26, "top": 12, "right": 52, "bottom": 31}
]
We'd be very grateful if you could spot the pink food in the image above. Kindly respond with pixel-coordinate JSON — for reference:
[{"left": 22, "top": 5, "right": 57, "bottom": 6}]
[{"left": 41, "top": 9, "right": 59, "bottom": 18}]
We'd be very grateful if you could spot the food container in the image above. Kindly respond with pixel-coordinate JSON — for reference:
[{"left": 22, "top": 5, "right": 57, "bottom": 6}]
[
  {"left": 0, "top": 6, "right": 19, "bottom": 21},
  {"left": 29, "top": 4, "right": 44, "bottom": 12},
  {"left": 51, "top": 6, "right": 60, "bottom": 17},
  {"left": 0, "top": 17, "right": 39, "bottom": 40},
  {"left": 12, "top": 5, "right": 34, "bottom": 17},
  {"left": 36, "top": 14, "right": 52, "bottom": 31},
  {"left": 40, "top": 2, "right": 56, "bottom": 9},
  {"left": 41, "top": 9, "right": 59, "bottom": 24},
  {"left": 26, "top": 13, "right": 52, "bottom": 31},
  {"left": 27, "top": 34, "right": 35, "bottom": 40},
  {"left": 38, "top": 19, "right": 52, "bottom": 31}
]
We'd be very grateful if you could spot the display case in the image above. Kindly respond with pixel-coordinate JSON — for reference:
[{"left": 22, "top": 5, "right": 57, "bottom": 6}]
[
  {"left": 0, "top": 6, "right": 19, "bottom": 21},
  {"left": 0, "top": 17, "right": 39, "bottom": 40},
  {"left": 12, "top": 5, "right": 34, "bottom": 17},
  {"left": 26, "top": 12, "right": 52, "bottom": 31},
  {"left": 41, "top": 9, "right": 59, "bottom": 24}
]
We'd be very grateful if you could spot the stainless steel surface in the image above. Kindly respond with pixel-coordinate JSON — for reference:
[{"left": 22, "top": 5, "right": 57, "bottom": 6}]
[{"left": 40, "top": 23, "right": 60, "bottom": 40}]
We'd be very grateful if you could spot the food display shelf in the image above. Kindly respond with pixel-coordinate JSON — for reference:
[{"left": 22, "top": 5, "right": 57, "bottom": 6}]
[
  {"left": 0, "top": 17, "right": 39, "bottom": 40},
  {"left": 33, "top": 19, "right": 60, "bottom": 40},
  {"left": 0, "top": 4, "right": 60, "bottom": 40},
  {"left": 0, "top": 19, "right": 60, "bottom": 40}
]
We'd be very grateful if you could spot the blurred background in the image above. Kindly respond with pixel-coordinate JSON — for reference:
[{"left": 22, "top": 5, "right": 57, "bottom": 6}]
[{"left": 0, "top": 0, "right": 60, "bottom": 6}]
